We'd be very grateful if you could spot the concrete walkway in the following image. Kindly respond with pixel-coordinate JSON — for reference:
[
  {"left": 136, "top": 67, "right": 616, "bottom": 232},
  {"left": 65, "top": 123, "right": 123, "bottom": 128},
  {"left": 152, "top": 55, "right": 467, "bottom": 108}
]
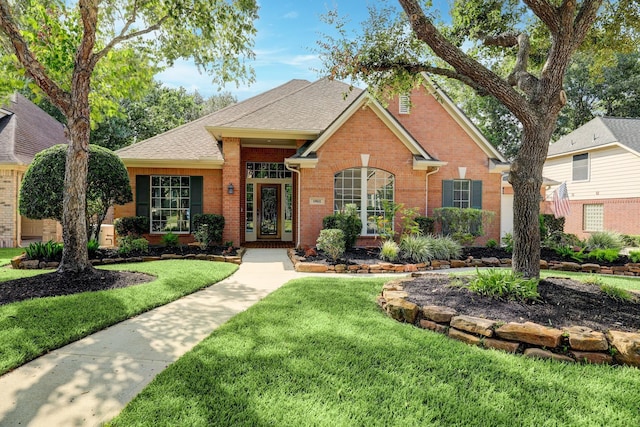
[{"left": 0, "top": 249, "right": 303, "bottom": 427}]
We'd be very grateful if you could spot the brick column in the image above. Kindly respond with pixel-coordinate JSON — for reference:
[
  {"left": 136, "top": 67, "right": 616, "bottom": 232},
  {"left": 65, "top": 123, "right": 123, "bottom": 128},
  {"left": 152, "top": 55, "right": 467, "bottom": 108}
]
[
  {"left": 0, "top": 170, "right": 18, "bottom": 247},
  {"left": 222, "top": 137, "right": 242, "bottom": 245}
]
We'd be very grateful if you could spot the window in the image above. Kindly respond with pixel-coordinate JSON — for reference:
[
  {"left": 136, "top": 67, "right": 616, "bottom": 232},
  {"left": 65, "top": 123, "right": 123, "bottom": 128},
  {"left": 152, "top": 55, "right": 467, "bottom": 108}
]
[
  {"left": 583, "top": 204, "right": 604, "bottom": 232},
  {"left": 399, "top": 94, "right": 411, "bottom": 114},
  {"left": 246, "top": 162, "right": 292, "bottom": 179},
  {"left": 334, "top": 167, "right": 394, "bottom": 235},
  {"left": 442, "top": 179, "right": 482, "bottom": 209},
  {"left": 150, "top": 176, "right": 190, "bottom": 233},
  {"left": 245, "top": 183, "right": 254, "bottom": 232},
  {"left": 572, "top": 153, "right": 589, "bottom": 181}
]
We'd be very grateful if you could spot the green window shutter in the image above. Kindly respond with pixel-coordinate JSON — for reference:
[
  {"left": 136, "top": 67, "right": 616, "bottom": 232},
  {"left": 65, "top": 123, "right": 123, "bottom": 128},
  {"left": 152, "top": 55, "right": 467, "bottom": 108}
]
[
  {"left": 190, "top": 176, "right": 203, "bottom": 230},
  {"left": 471, "top": 180, "right": 483, "bottom": 209},
  {"left": 135, "top": 175, "right": 150, "bottom": 218},
  {"left": 442, "top": 180, "right": 453, "bottom": 207}
]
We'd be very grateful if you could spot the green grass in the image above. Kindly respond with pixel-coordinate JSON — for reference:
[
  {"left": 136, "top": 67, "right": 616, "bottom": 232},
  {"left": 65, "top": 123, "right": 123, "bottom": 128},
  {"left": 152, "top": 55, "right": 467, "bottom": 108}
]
[
  {"left": 0, "top": 260, "right": 237, "bottom": 375},
  {"left": 540, "top": 270, "right": 640, "bottom": 292},
  {"left": 0, "top": 247, "right": 25, "bottom": 266},
  {"left": 108, "top": 277, "right": 640, "bottom": 427}
]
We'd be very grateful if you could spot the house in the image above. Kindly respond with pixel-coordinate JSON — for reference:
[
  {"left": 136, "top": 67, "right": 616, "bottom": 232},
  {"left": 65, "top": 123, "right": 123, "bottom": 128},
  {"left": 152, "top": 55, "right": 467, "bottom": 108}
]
[
  {"left": 542, "top": 117, "right": 640, "bottom": 239},
  {"left": 0, "top": 93, "right": 67, "bottom": 247},
  {"left": 115, "top": 75, "right": 508, "bottom": 248}
]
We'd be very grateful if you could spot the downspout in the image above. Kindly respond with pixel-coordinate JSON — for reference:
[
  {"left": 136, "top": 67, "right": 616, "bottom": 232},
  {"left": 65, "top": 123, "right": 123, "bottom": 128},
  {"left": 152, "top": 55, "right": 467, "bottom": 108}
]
[
  {"left": 285, "top": 163, "right": 301, "bottom": 248},
  {"left": 425, "top": 167, "right": 441, "bottom": 216}
]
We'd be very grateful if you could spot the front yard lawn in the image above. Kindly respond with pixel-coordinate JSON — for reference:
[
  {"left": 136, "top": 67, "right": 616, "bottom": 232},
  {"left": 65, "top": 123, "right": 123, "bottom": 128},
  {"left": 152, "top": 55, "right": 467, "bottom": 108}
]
[
  {"left": 0, "top": 260, "right": 237, "bottom": 375},
  {"left": 0, "top": 248, "right": 25, "bottom": 266},
  {"left": 108, "top": 277, "right": 640, "bottom": 427}
]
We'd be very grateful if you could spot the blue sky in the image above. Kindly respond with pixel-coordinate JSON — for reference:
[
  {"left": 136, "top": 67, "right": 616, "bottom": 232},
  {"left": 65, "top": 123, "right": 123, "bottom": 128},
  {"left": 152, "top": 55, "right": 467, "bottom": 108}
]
[{"left": 157, "top": 1, "right": 448, "bottom": 100}]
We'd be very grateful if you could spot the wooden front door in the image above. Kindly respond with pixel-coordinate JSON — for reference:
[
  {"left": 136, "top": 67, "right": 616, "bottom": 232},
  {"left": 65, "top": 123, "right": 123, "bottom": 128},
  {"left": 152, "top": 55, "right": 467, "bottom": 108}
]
[{"left": 257, "top": 184, "right": 281, "bottom": 239}]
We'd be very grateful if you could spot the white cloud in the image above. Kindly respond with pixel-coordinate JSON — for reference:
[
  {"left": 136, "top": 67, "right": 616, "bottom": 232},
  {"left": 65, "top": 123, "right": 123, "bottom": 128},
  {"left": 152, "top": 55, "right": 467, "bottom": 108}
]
[{"left": 283, "top": 11, "right": 298, "bottom": 19}]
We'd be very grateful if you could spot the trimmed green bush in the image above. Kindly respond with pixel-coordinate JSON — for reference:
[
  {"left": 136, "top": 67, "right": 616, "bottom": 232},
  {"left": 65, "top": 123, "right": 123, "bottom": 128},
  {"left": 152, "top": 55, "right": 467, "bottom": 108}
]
[
  {"left": 161, "top": 232, "right": 179, "bottom": 248},
  {"left": 19, "top": 144, "right": 132, "bottom": 241},
  {"left": 433, "top": 207, "right": 495, "bottom": 245},
  {"left": 192, "top": 214, "right": 225, "bottom": 245},
  {"left": 379, "top": 240, "right": 400, "bottom": 262},
  {"left": 415, "top": 216, "right": 434, "bottom": 235},
  {"left": 118, "top": 236, "right": 149, "bottom": 256},
  {"left": 114, "top": 216, "right": 149, "bottom": 237},
  {"left": 322, "top": 204, "right": 362, "bottom": 250},
  {"left": 629, "top": 250, "right": 640, "bottom": 263},
  {"left": 316, "top": 229, "right": 345, "bottom": 262}
]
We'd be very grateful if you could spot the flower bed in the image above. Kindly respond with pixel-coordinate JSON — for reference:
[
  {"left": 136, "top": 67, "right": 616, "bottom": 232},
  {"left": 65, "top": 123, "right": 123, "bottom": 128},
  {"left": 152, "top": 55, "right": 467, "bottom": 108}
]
[{"left": 379, "top": 275, "right": 640, "bottom": 368}]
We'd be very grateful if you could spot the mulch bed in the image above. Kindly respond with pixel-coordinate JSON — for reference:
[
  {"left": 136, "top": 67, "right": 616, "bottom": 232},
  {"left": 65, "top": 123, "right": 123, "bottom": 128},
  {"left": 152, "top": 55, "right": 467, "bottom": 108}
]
[
  {"left": 0, "top": 269, "right": 154, "bottom": 306},
  {"left": 403, "top": 274, "right": 640, "bottom": 332}
]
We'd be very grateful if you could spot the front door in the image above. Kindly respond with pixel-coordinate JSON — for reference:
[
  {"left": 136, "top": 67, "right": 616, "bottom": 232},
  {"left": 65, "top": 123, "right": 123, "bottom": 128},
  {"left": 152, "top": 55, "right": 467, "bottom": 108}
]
[{"left": 257, "top": 184, "right": 281, "bottom": 239}]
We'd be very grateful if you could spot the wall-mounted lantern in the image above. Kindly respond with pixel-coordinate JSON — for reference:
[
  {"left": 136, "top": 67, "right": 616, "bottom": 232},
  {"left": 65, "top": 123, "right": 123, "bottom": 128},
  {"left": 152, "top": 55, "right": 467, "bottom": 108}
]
[{"left": 227, "top": 183, "right": 235, "bottom": 195}]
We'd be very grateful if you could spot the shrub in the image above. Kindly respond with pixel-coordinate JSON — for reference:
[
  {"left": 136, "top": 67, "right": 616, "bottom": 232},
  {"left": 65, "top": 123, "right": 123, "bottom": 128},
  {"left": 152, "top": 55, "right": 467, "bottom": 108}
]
[
  {"left": 323, "top": 204, "right": 362, "bottom": 250},
  {"left": 429, "top": 235, "right": 462, "bottom": 260},
  {"left": 554, "top": 245, "right": 586, "bottom": 262},
  {"left": 502, "top": 232, "right": 513, "bottom": 253},
  {"left": 543, "top": 231, "right": 583, "bottom": 249},
  {"left": 380, "top": 240, "right": 400, "bottom": 262},
  {"left": 193, "top": 225, "right": 210, "bottom": 249},
  {"left": 399, "top": 207, "right": 421, "bottom": 238},
  {"left": 25, "top": 240, "right": 63, "bottom": 261},
  {"left": 369, "top": 200, "right": 403, "bottom": 242},
  {"left": 192, "top": 214, "right": 225, "bottom": 245},
  {"left": 87, "top": 239, "right": 100, "bottom": 259},
  {"left": 621, "top": 234, "right": 640, "bottom": 248},
  {"left": 316, "top": 229, "right": 345, "bottom": 262},
  {"left": 629, "top": 250, "right": 640, "bottom": 263},
  {"left": 162, "top": 232, "right": 179, "bottom": 248},
  {"left": 539, "top": 214, "right": 565, "bottom": 241},
  {"left": 118, "top": 236, "right": 149, "bottom": 256},
  {"left": 19, "top": 144, "right": 133, "bottom": 241},
  {"left": 115, "top": 216, "right": 149, "bottom": 237},
  {"left": 486, "top": 239, "right": 497, "bottom": 248},
  {"left": 468, "top": 268, "right": 540, "bottom": 302},
  {"left": 433, "top": 207, "right": 495, "bottom": 245},
  {"left": 587, "top": 248, "right": 619, "bottom": 263},
  {"left": 600, "top": 284, "right": 636, "bottom": 302},
  {"left": 399, "top": 235, "right": 432, "bottom": 263},
  {"left": 415, "top": 216, "right": 435, "bottom": 235},
  {"left": 586, "top": 231, "right": 623, "bottom": 251}
]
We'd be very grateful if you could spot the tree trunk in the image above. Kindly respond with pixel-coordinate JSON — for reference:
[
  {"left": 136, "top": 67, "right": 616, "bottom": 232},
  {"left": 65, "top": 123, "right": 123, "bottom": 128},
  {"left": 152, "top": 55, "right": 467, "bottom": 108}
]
[
  {"left": 58, "top": 87, "right": 93, "bottom": 273},
  {"left": 509, "top": 122, "right": 556, "bottom": 278}
]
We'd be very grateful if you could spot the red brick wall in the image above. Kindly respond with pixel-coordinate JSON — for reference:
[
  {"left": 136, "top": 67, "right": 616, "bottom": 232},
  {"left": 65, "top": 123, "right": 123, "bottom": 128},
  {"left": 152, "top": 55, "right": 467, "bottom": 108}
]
[
  {"left": 298, "top": 86, "right": 502, "bottom": 247},
  {"left": 114, "top": 166, "right": 222, "bottom": 245},
  {"left": 543, "top": 197, "right": 640, "bottom": 239}
]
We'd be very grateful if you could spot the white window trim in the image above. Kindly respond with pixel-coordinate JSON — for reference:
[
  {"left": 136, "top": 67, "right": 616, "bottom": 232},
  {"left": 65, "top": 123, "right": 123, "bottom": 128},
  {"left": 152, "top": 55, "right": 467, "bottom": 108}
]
[
  {"left": 572, "top": 153, "right": 590, "bottom": 182},
  {"left": 150, "top": 175, "right": 191, "bottom": 234}
]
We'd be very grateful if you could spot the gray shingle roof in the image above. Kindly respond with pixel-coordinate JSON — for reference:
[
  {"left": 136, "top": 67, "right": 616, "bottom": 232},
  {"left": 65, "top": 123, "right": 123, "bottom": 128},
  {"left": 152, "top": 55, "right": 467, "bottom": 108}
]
[
  {"left": 117, "top": 78, "right": 363, "bottom": 161},
  {"left": 548, "top": 117, "right": 640, "bottom": 156},
  {"left": 0, "top": 93, "right": 67, "bottom": 165}
]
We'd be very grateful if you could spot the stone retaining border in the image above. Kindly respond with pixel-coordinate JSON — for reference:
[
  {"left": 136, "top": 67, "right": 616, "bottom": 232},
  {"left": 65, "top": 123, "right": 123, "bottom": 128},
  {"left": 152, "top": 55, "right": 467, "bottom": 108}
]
[
  {"left": 10, "top": 249, "right": 245, "bottom": 270},
  {"left": 289, "top": 248, "right": 640, "bottom": 276},
  {"left": 378, "top": 274, "right": 640, "bottom": 368}
]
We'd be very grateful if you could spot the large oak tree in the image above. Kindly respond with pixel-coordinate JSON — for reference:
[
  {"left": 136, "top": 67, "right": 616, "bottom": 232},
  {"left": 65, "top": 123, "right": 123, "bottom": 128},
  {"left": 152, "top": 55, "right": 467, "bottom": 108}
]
[
  {"left": 0, "top": 0, "right": 257, "bottom": 273},
  {"left": 320, "top": 0, "right": 639, "bottom": 278}
]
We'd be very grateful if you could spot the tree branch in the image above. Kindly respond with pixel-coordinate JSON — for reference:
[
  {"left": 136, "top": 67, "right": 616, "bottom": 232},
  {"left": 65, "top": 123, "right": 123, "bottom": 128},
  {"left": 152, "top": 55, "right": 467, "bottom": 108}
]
[
  {"left": 92, "top": 15, "right": 169, "bottom": 66},
  {"left": 572, "top": 0, "right": 604, "bottom": 49},
  {"left": 0, "top": 0, "right": 71, "bottom": 114},
  {"left": 523, "top": 0, "right": 560, "bottom": 34},
  {"left": 360, "top": 61, "right": 490, "bottom": 95},
  {"left": 397, "top": 0, "right": 536, "bottom": 125}
]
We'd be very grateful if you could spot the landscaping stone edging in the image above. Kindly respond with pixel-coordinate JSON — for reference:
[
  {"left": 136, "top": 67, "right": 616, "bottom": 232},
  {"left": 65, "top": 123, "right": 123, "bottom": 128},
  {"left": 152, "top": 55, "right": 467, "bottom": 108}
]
[
  {"left": 289, "top": 249, "right": 640, "bottom": 276},
  {"left": 10, "top": 249, "right": 245, "bottom": 270},
  {"left": 378, "top": 274, "right": 640, "bottom": 368}
]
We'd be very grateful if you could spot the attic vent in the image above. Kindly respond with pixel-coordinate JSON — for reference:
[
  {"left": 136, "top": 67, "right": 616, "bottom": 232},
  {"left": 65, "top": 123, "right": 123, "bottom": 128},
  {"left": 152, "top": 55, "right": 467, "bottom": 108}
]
[{"left": 399, "top": 94, "right": 410, "bottom": 114}]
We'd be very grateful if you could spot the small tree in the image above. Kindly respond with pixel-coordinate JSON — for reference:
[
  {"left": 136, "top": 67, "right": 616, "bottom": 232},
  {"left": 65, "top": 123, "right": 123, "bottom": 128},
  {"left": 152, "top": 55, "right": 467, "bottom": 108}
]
[{"left": 20, "top": 144, "right": 132, "bottom": 241}]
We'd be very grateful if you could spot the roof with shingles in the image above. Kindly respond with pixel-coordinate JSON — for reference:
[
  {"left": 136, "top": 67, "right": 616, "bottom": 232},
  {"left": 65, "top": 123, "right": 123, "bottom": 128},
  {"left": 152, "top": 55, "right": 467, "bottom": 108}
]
[
  {"left": 0, "top": 93, "right": 67, "bottom": 165},
  {"left": 117, "top": 78, "right": 363, "bottom": 161},
  {"left": 548, "top": 117, "right": 640, "bottom": 157}
]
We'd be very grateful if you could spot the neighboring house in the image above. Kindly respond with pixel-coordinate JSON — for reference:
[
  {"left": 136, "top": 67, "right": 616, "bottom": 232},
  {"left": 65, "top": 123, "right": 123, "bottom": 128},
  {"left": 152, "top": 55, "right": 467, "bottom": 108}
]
[
  {"left": 0, "top": 93, "right": 67, "bottom": 247},
  {"left": 543, "top": 117, "right": 640, "bottom": 239},
  {"left": 115, "top": 75, "right": 508, "bottom": 248}
]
